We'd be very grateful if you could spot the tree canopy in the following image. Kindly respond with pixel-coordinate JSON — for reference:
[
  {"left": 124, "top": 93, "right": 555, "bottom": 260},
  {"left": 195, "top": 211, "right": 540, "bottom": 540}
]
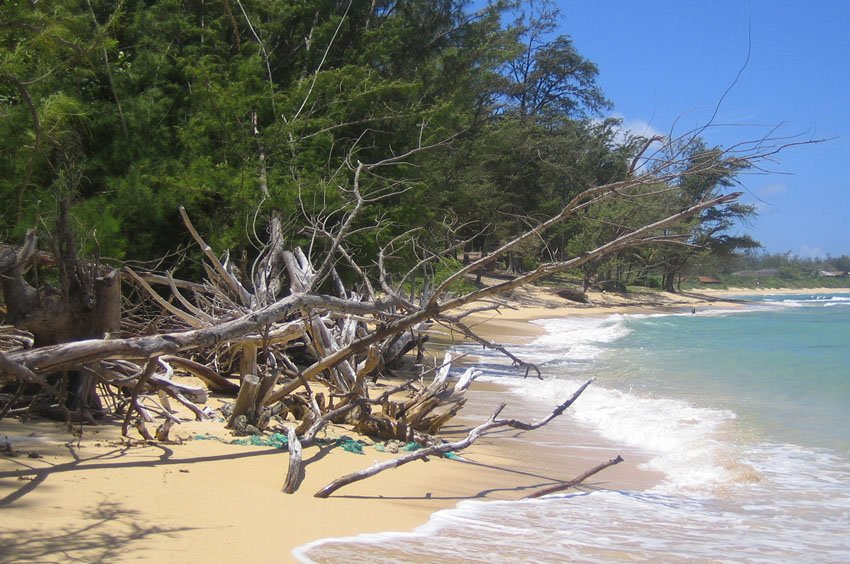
[{"left": 1, "top": 0, "right": 756, "bottom": 289}]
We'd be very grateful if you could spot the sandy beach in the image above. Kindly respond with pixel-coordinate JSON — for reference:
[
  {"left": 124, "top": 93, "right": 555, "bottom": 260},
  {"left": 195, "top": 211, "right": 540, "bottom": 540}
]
[
  {"left": 3, "top": 285, "right": 848, "bottom": 563},
  {"left": 0, "top": 386, "right": 656, "bottom": 563}
]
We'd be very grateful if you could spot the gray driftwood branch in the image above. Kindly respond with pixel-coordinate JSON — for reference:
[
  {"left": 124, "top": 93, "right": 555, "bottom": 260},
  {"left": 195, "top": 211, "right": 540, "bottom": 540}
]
[{"left": 314, "top": 378, "right": 593, "bottom": 498}]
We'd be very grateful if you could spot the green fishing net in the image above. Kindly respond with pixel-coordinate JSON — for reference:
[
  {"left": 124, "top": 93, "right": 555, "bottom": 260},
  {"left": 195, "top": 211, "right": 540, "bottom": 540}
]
[
  {"left": 191, "top": 432, "right": 289, "bottom": 449},
  {"left": 337, "top": 436, "right": 366, "bottom": 454},
  {"left": 192, "top": 433, "right": 461, "bottom": 459},
  {"left": 229, "top": 432, "right": 289, "bottom": 448}
]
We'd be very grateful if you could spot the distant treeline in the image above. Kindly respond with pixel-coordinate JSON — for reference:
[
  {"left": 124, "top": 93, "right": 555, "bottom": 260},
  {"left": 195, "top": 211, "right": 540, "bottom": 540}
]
[{"left": 679, "top": 252, "right": 850, "bottom": 289}]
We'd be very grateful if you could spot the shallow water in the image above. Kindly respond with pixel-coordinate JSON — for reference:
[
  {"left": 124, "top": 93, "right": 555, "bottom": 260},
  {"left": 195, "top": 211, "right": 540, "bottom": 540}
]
[{"left": 296, "top": 293, "right": 850, "bottom": 562}]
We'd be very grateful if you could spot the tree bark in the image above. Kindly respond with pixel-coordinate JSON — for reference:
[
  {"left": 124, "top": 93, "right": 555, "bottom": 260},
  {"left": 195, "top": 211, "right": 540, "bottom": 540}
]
[
  {"left": 227, "top": 374, "right": 262, "bottom": 429},
  {"left": 282, "top": 426, "right": 303, "bottom": 494}
]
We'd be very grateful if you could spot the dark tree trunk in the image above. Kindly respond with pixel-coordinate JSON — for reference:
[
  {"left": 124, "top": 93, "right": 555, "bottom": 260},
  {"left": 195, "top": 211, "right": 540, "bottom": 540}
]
[{"left": 2, "top": 229, "right": 121, "bottom": 417}]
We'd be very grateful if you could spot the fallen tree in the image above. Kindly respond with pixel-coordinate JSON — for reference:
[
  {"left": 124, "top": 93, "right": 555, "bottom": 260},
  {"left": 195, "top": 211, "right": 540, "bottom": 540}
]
[
  {"left": 0, "top": 131, "right": 807, "bottom": 493},
  {"left": 314, "top": 378, "right": 593, "bottom": 498}
]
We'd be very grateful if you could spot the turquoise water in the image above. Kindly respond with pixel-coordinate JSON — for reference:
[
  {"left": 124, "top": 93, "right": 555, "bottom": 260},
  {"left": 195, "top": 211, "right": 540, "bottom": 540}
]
[
  {"left": 604, "top": 294, "right": 850, "bottom": 453},
  {"left": 297, "top": 293, "right": 850, "bottom": 562}
]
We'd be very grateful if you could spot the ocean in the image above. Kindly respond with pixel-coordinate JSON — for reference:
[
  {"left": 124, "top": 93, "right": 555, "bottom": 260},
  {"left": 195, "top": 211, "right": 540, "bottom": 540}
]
[{"left": 295, "top": 293, "right": 850, "bottom": 562}]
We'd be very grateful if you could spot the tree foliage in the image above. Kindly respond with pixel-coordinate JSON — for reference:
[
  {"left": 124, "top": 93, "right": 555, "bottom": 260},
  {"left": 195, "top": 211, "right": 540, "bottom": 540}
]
[{"left": 1, "top": 0, "right": 758, "bottom": 291}]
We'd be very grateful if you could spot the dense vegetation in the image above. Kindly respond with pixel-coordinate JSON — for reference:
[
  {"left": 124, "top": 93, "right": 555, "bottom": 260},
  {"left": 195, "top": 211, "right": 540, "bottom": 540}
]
[
  {"left": 2, "top": 0, "right": 761, "bottom": 291},
  {"left": 683, "top": 251, "right": 850, "bottom": 290}
]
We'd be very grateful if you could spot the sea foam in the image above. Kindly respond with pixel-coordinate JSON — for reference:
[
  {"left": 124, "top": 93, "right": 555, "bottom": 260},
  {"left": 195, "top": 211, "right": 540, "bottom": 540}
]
[
  {"left": 490, "top": 314, "right": 743, "bottom": 493},
  {"left": 295, "top": 306, "right": 850, "bottom": 563}
]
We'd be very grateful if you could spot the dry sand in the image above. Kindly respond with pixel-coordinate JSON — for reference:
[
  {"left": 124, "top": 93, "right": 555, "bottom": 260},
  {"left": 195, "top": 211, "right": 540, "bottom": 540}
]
[
  {"left": 699, "top": 286, "right": 850, "bottom": 297},
  {"left": 3, "top": 284, "right": 837, "bottom": 562},
  {"left": 0, "top": 389, "right": 656, "bottom": 564}
]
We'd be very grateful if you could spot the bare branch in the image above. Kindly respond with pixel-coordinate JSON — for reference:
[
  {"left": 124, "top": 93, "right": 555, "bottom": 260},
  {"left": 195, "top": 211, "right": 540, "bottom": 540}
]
[
  {"left": 436, "top": 316, "right": 541, "bottom": 379},
  {"left": 315, "top": 379, "right": 594, "bottom": 498},
  {"left": 524, "top": 455, "right": 625, "bottom": 498}
]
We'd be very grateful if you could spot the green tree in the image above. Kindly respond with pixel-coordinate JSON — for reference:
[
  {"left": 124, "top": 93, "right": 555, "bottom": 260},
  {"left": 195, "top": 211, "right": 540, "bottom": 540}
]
[{"left": 654, "top": 142, "right": 760, "bottom": 291}]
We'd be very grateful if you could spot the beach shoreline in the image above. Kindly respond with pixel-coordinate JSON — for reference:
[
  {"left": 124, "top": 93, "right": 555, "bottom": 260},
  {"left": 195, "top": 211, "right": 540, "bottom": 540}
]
[
  {"left": 3, "top": 285, "right": 849, "bottom": 562},
  {"left": 0, "top": 380, "right": 659, "bottom": 563}
]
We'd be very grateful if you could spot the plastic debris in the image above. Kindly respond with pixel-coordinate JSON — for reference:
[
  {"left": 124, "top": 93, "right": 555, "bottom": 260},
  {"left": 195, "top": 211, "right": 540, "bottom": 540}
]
[
  {"left": 337, "top": 436, "right": 365, "bottom": 454},
  {"left": 230, "top": 432, "right": 288, "bottom": 449},
  {"left": 193, "top": 432, "right": 460, "bottom": 458},
  {"left": 192, "top": 432, "right": 288, "bottom": 449}
]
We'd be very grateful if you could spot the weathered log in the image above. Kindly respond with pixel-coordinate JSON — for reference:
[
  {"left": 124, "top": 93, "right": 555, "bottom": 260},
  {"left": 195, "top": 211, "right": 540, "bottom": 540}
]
[
  {"left": 149, "top": 375, "right": 208, "bottom": 405},
  {"left": 452, "top": 367, "right": 483, "bottom": 396},
  {"left": 354, "top": 345, "right": 380, "bottom": 388},
  {"left": 302, "top": 400, "right": 362, "bottom": 445},
  {"left": 282, "top": 426, "right": 302, "bottom": 494},
  {"left": 135, "top": 419, "right": 154, "bottom": 441},
  {"left": 239, "top": 344, "right": 258, "bottom": 379},
  {"left": 282, "top": 248, "right": 314, "bottom": 294},
  {"left": 227, "top": 374, "right": 262, "bottom": 429},
  {"left": 160, "top": 355, "right": 240, "bottom": 395},
  {"left": 257, "top": 372, "right": 277, "bottom": 406},
  {"left": 0, "top": 350, "right": 57, "bottom": 393},
  {"left": 524, "top": 455, "right": 624, "bottom": 498},
  {"left": 122, "top": 358, "right": 159, "bottom": 436},
  {"left": 3, "top": 228, "right": 121, "bottom": 347},
  {"left": 423, "top": 398, "right": 467, "bottom": 435},
  {"left": 4, "top": 291, "right": 376, "bottom": 379},
  {"left": 155, "top": 418, "right": 176, "bottom": 442},
  {"left": 383, "top": 327, "right": 426, "bottom": 369},
  {"left": 0, "top": 326, "right": 35, "bottom": 353}
]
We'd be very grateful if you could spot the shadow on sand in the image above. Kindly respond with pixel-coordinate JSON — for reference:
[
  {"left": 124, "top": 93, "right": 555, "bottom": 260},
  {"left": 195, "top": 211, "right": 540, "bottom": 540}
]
[{"left": 0, "top": 499, "right": 195, "bottom": 563}]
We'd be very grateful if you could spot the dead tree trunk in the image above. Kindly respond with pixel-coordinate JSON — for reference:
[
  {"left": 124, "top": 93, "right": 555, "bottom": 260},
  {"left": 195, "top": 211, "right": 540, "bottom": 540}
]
[{"left": 1, "top": 228, "right": 122, "bottom": 419}]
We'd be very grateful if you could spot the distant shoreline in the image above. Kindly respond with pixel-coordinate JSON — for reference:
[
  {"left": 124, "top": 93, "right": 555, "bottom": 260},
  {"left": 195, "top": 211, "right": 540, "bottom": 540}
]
[{"left": 697, "top": 286, "right": 850, "bottom": 297}]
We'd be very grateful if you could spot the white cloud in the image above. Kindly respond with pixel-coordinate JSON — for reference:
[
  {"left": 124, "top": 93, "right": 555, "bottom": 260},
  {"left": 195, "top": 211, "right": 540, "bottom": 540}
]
[
  {"left": 750, "top": 183, "right": 788, "bottom": 215},
  {"left": 618, "top": 116, "right": 664, "bottom": 141},
  {"left": 605, "top": 113, "right": 665, "bottom": 145},
  {"left": 592, "top": 114, "right": 666, "bottom": 147},
  {"left": 756, "top": 183, "right": 788, "bottom": 197},
  {"left": 799, "top": 244, "right": 825, "bottom": 259}
]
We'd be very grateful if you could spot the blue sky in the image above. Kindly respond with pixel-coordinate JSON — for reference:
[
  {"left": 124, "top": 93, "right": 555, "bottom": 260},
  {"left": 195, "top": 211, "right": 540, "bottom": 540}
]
[{"left": 502, "top": 1, "right": 850, "bottom": 257}]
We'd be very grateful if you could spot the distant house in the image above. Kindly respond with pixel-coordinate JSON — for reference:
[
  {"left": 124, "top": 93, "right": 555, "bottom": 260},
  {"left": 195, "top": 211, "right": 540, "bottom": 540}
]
[
  {"left": 696, "top": 276, "right": 721, "bottom": 284},
  {"left": 731, "top": 269, "right": 780, "bottom": 278},
  {"left": 819, "top": 270, "right": 848, "bottom": 278}
]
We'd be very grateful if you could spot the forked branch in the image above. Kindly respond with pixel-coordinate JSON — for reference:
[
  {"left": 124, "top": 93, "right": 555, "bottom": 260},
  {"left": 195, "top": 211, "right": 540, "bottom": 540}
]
[{"left": 314, "top": 379, "right": 593, "bottom": 498}]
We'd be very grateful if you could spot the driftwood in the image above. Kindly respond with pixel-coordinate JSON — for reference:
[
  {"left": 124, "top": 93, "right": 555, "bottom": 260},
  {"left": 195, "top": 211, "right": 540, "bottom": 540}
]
[
  {"left": 524, "top": 455, "right": 625, "bottom": 498},
  {"left": 0, "top": 350, "right": 57, "bottom": 392},
  {"left": 160, "top": 355, "right": 240, "bottom": 395},
  {"left": 227, "top": 374, "right": 262, "bottom": 427},
  {"left": 0, "top": 131, "right": 791, "bottom": 497},
  {"left": 350, "top": 352, "right": 481, "bottom": 442},
  {"left": 280, "top": 400, "right": 364, "bottom": 494},
  {"left": 282, "top": 426, "right": 302, "bottom": 494},
  {"left": 314, "top": 379, "right": 593, "bottom": 498},
  {"left": 226, "top": 373, "right": 274, "bottom": 432}
]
